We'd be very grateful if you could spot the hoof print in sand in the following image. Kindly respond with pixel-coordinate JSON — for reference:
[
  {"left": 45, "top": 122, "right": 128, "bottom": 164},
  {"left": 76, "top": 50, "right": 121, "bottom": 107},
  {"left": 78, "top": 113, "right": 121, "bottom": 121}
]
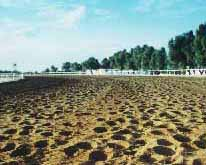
[
  {"left": 97, "top": 118, "right": 105, "bottom": 122},
  {"left": 106, "top": 120, "right": 116, "bottom": 127},
  {"left": 157, "top": 139, "right": 173, "bottom": 146},
  {"left": 10, "top": 144, "right": 32, "bottom": 157},
  {"left": 133, "top": 140, "right": 146, "bottom": 146},
  {"left": 89, "top": 150, "right": 107, "bottom": 162},
  {"left": 116, "top": 118, "right": 126, "bottom": 123},
  {"left": 93, "top": 127, "right": 107, "bottom": 133},
  {"left": 194, "top": 134, "right": 206, "bottom": 149},
  {"left": 41, "top": 131, "right": 53, "bottom": 137},
  {"left": 151, "top": 130, "right": 163, "bottom": 135},
  {"left": 177, "top": 126, "right": 191, "bottom": 133},
  {"left": 111, "top": 134, "right": 126, "bottom": 141},
  {"left": 194, "top": 140, "right": 206, "bottom": 149},
  {"left": 64, "top": 145, "right": 78, "bottom": 157},
  {"left": 107, "top": 143, "right": 125, "bottom": 150},
  {"left": 153, "top": 146, "right": 175, "bottom": 156},
  {"left": 193, "top": 159, "right": 202, "bottom": 165},
  {"left": 4, "top": 128, "right": 17, "bottom": 135},
  {"left": 116, "top": 129, "right": 131, "bottom": 135},
  {"left": 59, "top": 130, "right": 72, "bottom": 136},
  {"left": 173, "top": 134, "right": 191, "bottom": 143},
  {"left": 19, "top": 129, "right": 30, "bottom": 136},
  {"left": 181, "top": 143, "right": 195, "bottom": 153},
  {"left": 34, "top": 140, "right": 48, "bottom": 149},
  {"left": 54, "top": 139, "right": 68, "bottom": 146},
  {"left": 0, "top": 135, "right": 8, "bottom": 142},
  {"left": 0, "top": 142, "right": 16, "bottom": 152},
  {"left": 76, "top": 142, "right": 92, "bottom": 150},
  {"left": 64, "top": 142, "right": 92, "bottom": 157},
  {"left": 139, "top": 152, "right": 156, "bottom": 164}
]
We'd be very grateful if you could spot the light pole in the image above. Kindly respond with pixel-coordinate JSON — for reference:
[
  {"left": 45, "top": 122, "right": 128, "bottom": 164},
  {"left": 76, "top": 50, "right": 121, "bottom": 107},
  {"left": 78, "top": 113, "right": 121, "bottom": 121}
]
[
  {"left": 12, "top": 63, "right": 17, "bottom": 80},
  {"left": 13, "top": 63, "right": 17, "bottom": 73}
]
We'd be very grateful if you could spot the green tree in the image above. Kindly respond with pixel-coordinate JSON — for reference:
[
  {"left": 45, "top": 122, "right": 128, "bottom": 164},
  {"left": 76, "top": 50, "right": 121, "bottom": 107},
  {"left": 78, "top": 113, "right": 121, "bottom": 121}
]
[
  {"left": 169, "top": 31, "right": 196, "bottom": 69},
  {"left": 132, "top": 46, "right": 143, "bottom": 70},
  {"left": 113, "top": 50, "right": 128, "bottom": 70},
  {"left": 150, "top": 50, "right": 158, "bottom": 70},
  {"left": 108, "top": 56, "right": 115, "bottom": 69},
  {"left": 44, "top": 68, "right": 50, "bottom": 72},
  {"left": 50, "top": 65, "right": 58, "bottom": 72},
  {"left": 101, "top": 58, "right": 110, "bottom": 69},
  {"left": 159, "top": 48, "right": 167, "bottom": 70},
  {"left": 71, "top": 62, "right": 82, "bottom": 71},
  {"left": 168, "top": 36, "right": 187, "bottom": 69},
  {"left": 183, "top": 31, "right": 195, "bottom": 68},
  {"left": 194, "top": 23, "right": 206, "bottom": 67},
  {"left": 62, "top": 62, "right": 71, "bottom": 72},
  {"left": 82, "top": 57, "right": 100, "bottom": 70},
  {"left": 142, "top": 46, "right": 154, "bottom": 70}
]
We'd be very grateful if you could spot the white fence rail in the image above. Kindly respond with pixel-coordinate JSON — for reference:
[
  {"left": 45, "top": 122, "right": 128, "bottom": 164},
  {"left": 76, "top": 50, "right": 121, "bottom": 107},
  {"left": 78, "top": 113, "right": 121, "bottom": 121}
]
[
  {"left": 0, "top": 73, "right": 24, "bottom": 83},
  {"left": 149, "top": 69, "right": 206, "bottom": 76},
  {"left": 83, "top": 69, "right": 206, "bottom": 77},
  {"left": 24, "top": 69, "right": 206, "bottom": 77},
  {"left": 1, "top": 69, "right": 206, "bottom": 84},
  {"left": 24, "top": 72, "right": 87, "bottom": 77}
]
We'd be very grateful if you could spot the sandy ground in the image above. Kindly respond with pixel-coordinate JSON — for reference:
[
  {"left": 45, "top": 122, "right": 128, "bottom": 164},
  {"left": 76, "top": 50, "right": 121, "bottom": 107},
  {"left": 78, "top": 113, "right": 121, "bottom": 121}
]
[{"left": 0, "top": 76, "right": 206, "bottom": 165}]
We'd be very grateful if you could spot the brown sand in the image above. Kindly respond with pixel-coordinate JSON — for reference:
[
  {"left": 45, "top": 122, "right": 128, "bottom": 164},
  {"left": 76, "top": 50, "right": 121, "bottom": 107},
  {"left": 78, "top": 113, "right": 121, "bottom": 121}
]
[{"left": 0, "top": 76, "right": 206, "bottom": 165}]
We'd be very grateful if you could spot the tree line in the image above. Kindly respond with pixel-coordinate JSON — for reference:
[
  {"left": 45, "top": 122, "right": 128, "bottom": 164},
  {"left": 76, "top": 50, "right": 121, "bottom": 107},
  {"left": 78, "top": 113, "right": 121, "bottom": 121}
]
[
  {"left": 0, "top": 70, "right": 20, "bottom": 74},
  {"left": 169, "top": 23, "right": 206, "bottom": 69},
  {"left": 45, "top": 45, "right": 167, "bottom": 72},
  {"left": 45, "top": 22, "right": 206, "bottom": 72}
]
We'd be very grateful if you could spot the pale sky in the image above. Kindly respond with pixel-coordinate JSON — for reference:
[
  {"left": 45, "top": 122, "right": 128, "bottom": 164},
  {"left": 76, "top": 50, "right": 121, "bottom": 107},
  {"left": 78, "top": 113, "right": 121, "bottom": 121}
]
[{"left": 0, "top": 0, "right": 206, "bottom": 71}]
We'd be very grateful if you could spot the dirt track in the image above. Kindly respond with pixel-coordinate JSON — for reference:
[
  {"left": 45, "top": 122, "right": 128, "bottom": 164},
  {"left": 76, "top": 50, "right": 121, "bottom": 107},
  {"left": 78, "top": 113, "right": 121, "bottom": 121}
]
[{"left": 0, "top": 76, "right": 206, "bottom": 165}]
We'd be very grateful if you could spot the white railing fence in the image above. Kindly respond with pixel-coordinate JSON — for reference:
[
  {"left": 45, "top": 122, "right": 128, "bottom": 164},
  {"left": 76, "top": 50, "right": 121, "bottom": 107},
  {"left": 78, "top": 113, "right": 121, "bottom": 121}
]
[
  {"left": 0, "top": 73, "right": 24, "bottom": 83},
  {"left": 82, "top": 69, "right": 206, "bottom": 77},
  {"left": 24, "top": 71, "right": 86, "bottom": 77},
  {"left": 1, "top": 69, "right": 206, "bottom": 84},
  {"left": 23, "top": 69, "right": 206, "bottom": 77},
  {"left": 148, "top": 69, "right": 206, "bottom": 76}
]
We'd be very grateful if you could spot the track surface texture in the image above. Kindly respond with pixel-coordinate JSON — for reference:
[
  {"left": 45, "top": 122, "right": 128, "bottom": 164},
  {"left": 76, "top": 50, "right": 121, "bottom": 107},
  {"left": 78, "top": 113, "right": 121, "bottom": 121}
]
[{"left": 0, "top": 76, "right": 206, "bottom": 165}]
